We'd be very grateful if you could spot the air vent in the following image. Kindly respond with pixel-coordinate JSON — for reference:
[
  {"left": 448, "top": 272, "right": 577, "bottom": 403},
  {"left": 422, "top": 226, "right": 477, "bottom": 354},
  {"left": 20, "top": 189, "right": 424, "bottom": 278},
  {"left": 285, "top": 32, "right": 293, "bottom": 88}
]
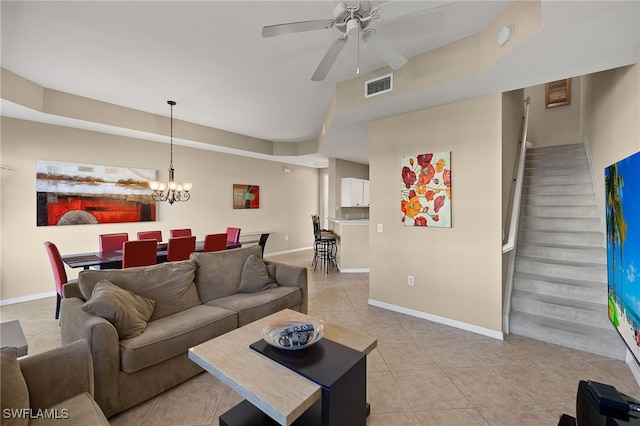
[{"left": 365, "top": 73, "right": 393, "bottom": 98}]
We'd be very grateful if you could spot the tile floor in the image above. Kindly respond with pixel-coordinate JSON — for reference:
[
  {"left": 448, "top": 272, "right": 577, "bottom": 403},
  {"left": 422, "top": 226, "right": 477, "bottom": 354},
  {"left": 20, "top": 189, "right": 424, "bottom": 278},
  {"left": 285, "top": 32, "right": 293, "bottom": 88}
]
[{"left": 2, "top": 249, "right": 640, "bottom": 425}]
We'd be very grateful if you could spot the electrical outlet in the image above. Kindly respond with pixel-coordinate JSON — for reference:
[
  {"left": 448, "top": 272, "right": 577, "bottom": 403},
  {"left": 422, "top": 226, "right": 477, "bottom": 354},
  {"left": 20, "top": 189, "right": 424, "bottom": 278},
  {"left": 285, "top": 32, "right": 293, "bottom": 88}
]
[
  {"left": 285, "top": 235, "right": 288, "bottom": 241},
  {"left": 408, "top": 275, "right": 414, "bottom": 286},
  {"left": 377, "top": 223, "right": 383, "bottom": 233}
]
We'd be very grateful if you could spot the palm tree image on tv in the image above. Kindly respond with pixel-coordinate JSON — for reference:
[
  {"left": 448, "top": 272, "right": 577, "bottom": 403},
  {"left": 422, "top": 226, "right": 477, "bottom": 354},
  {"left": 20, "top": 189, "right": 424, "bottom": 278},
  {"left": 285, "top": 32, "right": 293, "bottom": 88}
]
[{"left": 606, "top": 151, "right": 640, "bottom": 362}]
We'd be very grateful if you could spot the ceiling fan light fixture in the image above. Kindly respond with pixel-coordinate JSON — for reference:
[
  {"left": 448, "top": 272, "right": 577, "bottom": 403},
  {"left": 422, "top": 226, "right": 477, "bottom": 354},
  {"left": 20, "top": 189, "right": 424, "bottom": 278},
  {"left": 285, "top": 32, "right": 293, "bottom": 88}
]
[{"left": 346, "top": 18, "right": 360, "bottom": 35}]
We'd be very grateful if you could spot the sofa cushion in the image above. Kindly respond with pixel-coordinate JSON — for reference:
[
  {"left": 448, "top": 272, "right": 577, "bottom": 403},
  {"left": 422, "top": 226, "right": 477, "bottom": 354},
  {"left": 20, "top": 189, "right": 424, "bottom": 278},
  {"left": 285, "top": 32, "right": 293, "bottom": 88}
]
[
  {"left": 119, "top": 305, "right": 237, "bottom": 373},
  {"left": 238, "top": 255, "right": 278, "bottom": 293},
  {"left": 28, "top": 392, "right": 110, "bottom": 426},
  {"left": 81, "top": 280, "right": 155, "bottom": 339},
  {"left": 191, "top": 245, "right": 263, "bottom": 303},
  {"left": 78, "top": 261, "right": 200, "bottom": 321},
  {"left": 0, "top": 347, "right": 29, "bottom": 426},
  {"left": 206, "top": 286, "right": 302, "bottom": 327}
]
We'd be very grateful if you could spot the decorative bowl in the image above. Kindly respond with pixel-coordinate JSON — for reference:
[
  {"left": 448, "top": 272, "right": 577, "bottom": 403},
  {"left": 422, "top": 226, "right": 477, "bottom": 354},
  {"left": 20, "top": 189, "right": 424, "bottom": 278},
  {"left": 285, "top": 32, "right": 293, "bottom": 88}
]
[{"left": 262, "top": 318, "right": 325, "bottom": 350}]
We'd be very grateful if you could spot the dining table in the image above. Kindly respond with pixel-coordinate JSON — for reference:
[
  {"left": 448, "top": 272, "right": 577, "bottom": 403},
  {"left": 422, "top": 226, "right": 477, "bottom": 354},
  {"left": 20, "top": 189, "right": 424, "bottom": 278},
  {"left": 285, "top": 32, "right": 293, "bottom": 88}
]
[{"left": 61, "top": 232, "right": 273, "bottom": 270}]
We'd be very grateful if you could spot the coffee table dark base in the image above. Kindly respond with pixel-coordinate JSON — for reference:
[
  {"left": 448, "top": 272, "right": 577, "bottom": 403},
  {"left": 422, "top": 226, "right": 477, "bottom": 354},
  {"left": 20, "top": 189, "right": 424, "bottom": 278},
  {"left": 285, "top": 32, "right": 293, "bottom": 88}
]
[
  {"left": 220, "top": 338, "right": 369, "bottom": 426},
  {"left": 219, "top": 400, "right": 371, "bottom": 426}
]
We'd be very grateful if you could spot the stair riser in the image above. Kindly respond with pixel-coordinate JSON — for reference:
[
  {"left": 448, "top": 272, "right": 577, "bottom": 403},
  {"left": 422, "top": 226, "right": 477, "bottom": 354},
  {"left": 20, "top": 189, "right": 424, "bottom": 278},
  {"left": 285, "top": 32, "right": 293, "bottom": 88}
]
[
  {"left": 513, "top": 275, "right": 605, "bottom": 302},
  {"left": 528, "top": 144, "right": 584, "bottom": 154},
  {"left": 521, "top": 205, "right": 599, "bottom": 218},
  {"left": 516, "top": 245, "right": 606, "bottom": 264},
  {"left": 518, "top": 230, "right": 604, "bottom": 246},
  {"left": 511, "top": 296, "right": 610, "bottom": 328},
  {"left": 522, "top": 194, "right": 597, "bottom": 206},
  {"left": 509, "top": 313, "right": 626, "bottom": 360},
  {"left": 524, "top": 174, "right": 591, "bottom": 186},
  {"left": 525, "top": 166, "right": 590, "bottom": 177},
  {"left": 525, "top": 158, "right": 589, "bottom": 169},
  {"left": 519, "top": 217, "right": 602, "bottom": 232},
  {"left": 524, "top": 184, "right": 594, "bottom": 196},
  {"left": 515, "top": 258, "right": 606, "bottom": 282}
]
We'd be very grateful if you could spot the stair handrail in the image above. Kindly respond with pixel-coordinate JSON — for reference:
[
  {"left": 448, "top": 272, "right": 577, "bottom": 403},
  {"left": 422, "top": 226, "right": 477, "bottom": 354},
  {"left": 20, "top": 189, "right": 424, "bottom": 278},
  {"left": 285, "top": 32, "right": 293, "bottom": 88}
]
[
  {"left": 503, "top": 96, "right": 530, "bottom": 334},
  {"left": 502, "top": 97, "right": 531, "bottom": 254}
]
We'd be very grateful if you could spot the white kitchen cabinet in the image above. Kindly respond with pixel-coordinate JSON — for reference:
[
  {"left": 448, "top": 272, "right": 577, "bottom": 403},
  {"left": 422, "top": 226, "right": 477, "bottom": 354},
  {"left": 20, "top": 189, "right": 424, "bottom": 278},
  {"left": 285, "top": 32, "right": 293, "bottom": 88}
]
[{"left": 341, "top": 178, "right": 370, "bottom": 207}]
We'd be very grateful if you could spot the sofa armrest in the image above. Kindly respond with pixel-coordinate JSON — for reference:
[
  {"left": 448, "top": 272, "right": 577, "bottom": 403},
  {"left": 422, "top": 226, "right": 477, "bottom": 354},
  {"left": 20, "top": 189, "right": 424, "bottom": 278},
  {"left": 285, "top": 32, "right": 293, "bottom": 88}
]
[
  {"left": 19, "top": 339, "right": 93, "bottom": 409},
  {"left": 267, "top": 261, "right": 308, "bottom": 314},
  {"left": 60, "top": 297, "right": 122, "bottom": 416},
  {"left": 62, "top": 280, "right": 84, "bottom": 300}
]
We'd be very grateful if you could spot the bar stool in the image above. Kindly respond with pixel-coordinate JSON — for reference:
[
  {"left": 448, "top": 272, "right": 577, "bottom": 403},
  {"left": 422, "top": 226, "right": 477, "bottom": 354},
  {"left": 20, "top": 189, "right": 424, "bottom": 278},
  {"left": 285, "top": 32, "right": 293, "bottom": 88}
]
[{"left": 311, "top": 215, "right": 337, "bottom": 273}]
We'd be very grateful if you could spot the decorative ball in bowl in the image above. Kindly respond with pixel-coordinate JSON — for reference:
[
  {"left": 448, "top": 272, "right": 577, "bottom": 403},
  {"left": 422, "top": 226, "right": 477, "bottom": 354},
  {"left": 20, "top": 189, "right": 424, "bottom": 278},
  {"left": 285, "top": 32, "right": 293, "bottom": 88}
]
[{"left": 262, "top": 319, "right": 325, "bottom": 350}]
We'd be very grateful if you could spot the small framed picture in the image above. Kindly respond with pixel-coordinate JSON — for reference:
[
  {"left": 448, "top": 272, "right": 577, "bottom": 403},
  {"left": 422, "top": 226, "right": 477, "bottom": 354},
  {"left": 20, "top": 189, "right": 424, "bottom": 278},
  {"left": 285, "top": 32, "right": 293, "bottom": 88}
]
[
  {"left": 233, "top": 184, "right": 260, "bottom": 209},
  {"left": 545, "top": 78, "right": 571, "bottom": 108}
]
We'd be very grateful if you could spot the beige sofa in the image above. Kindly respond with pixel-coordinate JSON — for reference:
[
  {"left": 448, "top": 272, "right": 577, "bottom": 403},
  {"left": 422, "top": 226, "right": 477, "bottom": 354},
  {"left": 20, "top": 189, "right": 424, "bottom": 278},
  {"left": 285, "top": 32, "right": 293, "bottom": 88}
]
[
  {"left": 0, "top": 339, "right": 110, "bottom": 425},
  {"left": 60, "top": 245, "right": 307, "bottom": 417}
]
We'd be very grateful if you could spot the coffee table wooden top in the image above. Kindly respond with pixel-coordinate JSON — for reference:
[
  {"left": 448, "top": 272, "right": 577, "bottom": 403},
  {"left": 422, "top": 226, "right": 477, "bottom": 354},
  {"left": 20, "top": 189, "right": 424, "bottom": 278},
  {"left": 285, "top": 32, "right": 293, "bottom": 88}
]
[{"left": 188, "top": 309, "right": 376, "bottom": 426}]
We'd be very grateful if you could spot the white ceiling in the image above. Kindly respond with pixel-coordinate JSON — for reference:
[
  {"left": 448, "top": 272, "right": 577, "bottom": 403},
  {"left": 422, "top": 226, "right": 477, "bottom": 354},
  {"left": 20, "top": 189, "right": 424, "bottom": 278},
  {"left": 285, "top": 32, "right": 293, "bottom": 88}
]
[{"left": 2, "top": 1, "right": 639, "bottom": 167}]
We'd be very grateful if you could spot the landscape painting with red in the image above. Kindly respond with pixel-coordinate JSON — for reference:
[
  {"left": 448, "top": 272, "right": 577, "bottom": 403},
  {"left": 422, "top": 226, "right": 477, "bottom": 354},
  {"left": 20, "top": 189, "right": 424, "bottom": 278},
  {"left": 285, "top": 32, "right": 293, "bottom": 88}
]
[{"left": 36, "top": 160, "right": 157, "bottom": 226}]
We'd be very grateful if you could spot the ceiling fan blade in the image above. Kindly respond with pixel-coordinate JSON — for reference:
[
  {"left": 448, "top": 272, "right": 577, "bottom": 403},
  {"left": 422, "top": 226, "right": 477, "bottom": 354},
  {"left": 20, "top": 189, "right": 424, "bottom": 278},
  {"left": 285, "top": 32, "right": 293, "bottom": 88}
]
[
  {"left": 374, "top": 0, "right": 453, "bottom": 21},
  {"left": 262, "top": 19, "right": 335, "bottom": 38},
  {"left": 311, "top": 36, "right": 348, "bottom": 81},
  {"left": 363, "top": 30, "right": 407, "bottom": 70}
]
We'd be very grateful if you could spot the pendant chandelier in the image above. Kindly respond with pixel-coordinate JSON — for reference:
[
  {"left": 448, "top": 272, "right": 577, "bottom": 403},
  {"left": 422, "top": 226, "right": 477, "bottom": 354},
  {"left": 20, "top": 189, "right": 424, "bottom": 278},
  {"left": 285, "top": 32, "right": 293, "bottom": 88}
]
[{"left": 149, "top": 100, "right": 192, "bottom": 204}]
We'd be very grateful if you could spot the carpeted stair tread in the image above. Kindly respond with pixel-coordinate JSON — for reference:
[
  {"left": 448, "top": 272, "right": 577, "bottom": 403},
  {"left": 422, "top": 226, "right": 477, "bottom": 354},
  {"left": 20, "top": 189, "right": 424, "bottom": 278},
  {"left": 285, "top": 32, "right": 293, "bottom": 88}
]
[{"left": 509, "top": 311, "right": 627, "bottom": 359}]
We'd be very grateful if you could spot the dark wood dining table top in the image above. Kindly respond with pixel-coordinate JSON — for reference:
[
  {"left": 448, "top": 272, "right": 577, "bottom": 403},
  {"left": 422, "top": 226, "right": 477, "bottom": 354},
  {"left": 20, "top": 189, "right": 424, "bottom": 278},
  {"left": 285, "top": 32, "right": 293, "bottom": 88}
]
[
  {"left": 61, "top": 232, "right": 271, "bottom": 270},
  {"left": 62, "top": 241, "right": 209, "bottom": 269}
]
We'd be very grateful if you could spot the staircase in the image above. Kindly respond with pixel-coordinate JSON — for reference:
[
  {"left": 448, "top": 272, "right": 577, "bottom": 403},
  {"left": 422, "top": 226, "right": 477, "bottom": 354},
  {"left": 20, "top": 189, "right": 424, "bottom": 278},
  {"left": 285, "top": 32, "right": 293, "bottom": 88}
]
[{"left": 509, "top": 143, "right": 627, "bottom": 360}]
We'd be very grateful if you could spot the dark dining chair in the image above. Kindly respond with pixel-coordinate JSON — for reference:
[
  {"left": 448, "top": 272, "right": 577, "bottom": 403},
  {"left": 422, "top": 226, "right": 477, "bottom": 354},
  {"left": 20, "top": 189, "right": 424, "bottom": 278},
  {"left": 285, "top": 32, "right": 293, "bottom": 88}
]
[
  {"left": 122, "top": 240, "right": 157, "bottom": 268},
  {"left": 99, "top": 232, "right": 129, "bottom": 252},
  {"left": 167, "top": 236, "right": 197, "bottom": 261},
  {"left": 203, "top": 233, "right": 227, "bottom": 252},
  {"left": 226, "top": 227, "right": 241, "bottom": 249},
  {"left": 170, "top": 228, "right": 192, "bottom": 238},
  {"left": 44, "top": 241, "right": 75, "bottom": 319},
  {"left": 137, "top": 230, "right": 163, "bottom": 242}
]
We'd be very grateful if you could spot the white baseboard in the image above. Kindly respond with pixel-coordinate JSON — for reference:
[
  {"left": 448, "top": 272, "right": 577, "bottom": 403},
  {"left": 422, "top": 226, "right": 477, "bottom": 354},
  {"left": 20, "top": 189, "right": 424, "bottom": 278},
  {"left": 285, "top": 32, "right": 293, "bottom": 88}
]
[
  {"left": 338, "top": 268, "right": 369, "bottom": 273},
  {"left": 368, "top": 298, "right": 504, "bottom": 340},
  {"left": 626, "top": 350, "right": 640, "bottom": 388},
  {"left": 1, "top": 291, "right": 56, "bottom": 306},
  {"left": 264, "top": 246, "right": 313, "bottom": 258}
]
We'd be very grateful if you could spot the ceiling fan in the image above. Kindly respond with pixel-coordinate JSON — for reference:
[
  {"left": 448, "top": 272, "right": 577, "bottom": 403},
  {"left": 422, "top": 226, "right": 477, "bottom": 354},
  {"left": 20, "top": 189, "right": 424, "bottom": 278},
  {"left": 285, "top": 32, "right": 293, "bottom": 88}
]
[{"left": 262, "top": 1, "right": 452, "bottom": 81}]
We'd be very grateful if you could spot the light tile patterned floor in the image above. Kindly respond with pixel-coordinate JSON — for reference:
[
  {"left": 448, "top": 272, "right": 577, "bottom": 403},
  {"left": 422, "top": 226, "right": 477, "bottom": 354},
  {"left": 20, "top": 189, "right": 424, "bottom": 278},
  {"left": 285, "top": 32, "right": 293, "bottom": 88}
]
[{"left": 2, "top": 249, "right": 639, "bottom": 425}]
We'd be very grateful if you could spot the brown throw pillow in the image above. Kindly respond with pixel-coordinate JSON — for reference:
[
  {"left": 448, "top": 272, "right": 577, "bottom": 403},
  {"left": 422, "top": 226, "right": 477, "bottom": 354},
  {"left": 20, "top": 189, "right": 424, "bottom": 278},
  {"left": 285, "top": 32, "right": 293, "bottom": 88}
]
[
  {"left": 238, "top": 255, "right": 278, "bottom": 293},
  {"left": 82, "top": 280, "right": 155, "bottom": 339},
  {"left": 0, "top": 347, "right": 29, "bottom": 426}
]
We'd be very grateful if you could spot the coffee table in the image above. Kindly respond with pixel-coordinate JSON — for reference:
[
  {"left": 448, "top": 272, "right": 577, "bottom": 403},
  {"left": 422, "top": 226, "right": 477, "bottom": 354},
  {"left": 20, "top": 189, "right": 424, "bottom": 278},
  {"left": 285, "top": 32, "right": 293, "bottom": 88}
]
[{"left": 188, "top": 309, "right": 377, "bottom": 426}]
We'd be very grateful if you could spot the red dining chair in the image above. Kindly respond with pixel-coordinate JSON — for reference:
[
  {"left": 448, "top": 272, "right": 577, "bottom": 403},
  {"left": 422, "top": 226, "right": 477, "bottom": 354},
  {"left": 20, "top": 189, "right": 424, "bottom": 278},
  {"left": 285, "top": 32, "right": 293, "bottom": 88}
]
[
  {"left": 99, "top": 232, "right": 129, "bottom": 251},
  {"left": 44, "top": 241, "right": 75, "bottom": 319},
  {"left": 170, "top": 228, "right": 192, "bottom": 238},
  {"left": 137, "top": 230, "right": 163, "bottom": 242},
  {"left": 167, "top": 236, "right": 197, "bottom": 262},
  {"left": 122, "top": 240, "right": 158, "bottom": 268},
  {"left": 203, "top": 233, "right": 227, "bottom": 252},
  {"left": 226, "top": 227, "right": 241, "bottom": 249}
]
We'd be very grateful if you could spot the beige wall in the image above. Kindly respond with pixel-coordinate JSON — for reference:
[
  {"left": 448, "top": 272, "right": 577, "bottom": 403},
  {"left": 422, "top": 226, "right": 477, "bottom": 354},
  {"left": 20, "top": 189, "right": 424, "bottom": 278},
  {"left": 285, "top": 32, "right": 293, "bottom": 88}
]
[
  {"left": 1, "top": 117, "right": 319, "bottom": 302},
  {"left": 524, "top": 78, "right": 582, "bottom": 148},
  {"left": 369, "top": 94, "right": 503, "bottom": 334},
  {"left": 581, "top": 64, "right": 640, "bottom": 205}
]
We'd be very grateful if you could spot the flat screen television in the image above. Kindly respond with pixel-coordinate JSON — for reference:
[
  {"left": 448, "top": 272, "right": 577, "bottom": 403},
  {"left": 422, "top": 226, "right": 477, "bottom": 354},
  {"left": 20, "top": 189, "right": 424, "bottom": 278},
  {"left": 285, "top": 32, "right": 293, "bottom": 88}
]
[{"left": 606, "top": 150, "right": 640, "bottom": 363}]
